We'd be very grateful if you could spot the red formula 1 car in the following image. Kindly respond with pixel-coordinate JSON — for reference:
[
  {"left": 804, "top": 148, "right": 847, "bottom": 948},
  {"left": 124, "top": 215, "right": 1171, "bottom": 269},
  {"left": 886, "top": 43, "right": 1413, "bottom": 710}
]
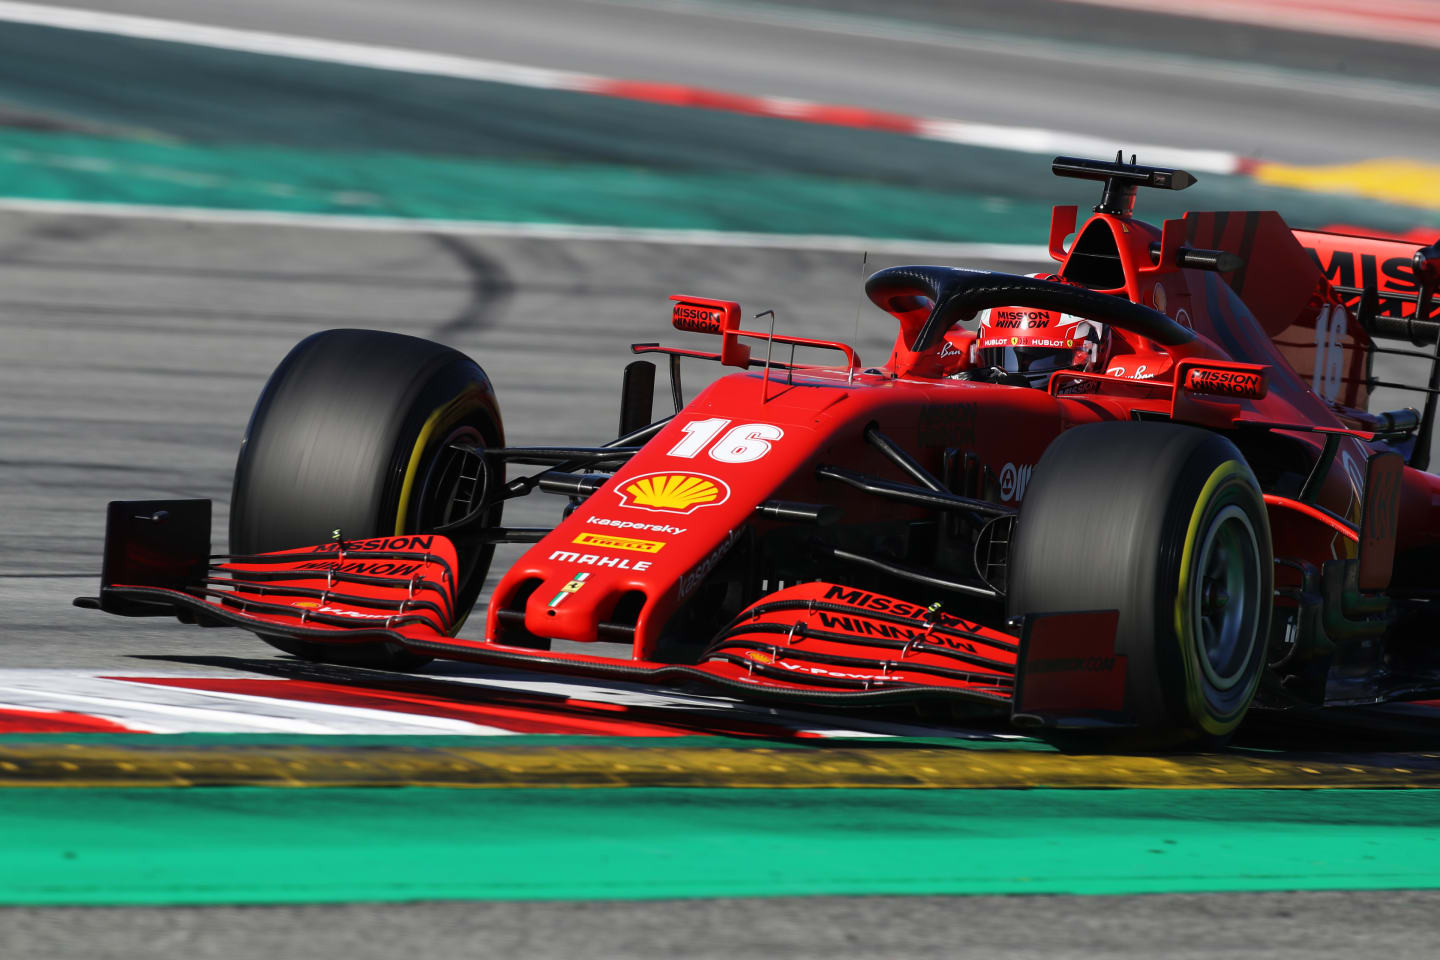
[{"left": 79, "top": 156, "right": 1440, "bottom": 743}]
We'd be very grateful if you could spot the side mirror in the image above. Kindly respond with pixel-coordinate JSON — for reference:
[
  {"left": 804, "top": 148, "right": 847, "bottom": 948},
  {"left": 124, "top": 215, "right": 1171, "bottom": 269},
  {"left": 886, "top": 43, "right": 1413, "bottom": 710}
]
[{"left": 670, "top": 296, "right": 751, "bottom": 368}]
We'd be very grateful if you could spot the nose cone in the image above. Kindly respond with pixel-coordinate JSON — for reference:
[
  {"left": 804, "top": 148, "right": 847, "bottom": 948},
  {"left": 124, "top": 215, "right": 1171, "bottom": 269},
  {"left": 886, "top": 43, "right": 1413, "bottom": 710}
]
[{"left": 523, "top": 553, "right": 657, "bottom": 644}]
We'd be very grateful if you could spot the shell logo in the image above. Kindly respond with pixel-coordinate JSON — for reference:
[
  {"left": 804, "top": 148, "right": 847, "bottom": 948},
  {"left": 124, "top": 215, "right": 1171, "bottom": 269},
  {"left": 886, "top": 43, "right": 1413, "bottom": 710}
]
[
  {"left": 616, "top": 471, "right": 730, "bottom": 514},
  {"left": 743, "top": 649, "right": 776, "bottom": 665}
]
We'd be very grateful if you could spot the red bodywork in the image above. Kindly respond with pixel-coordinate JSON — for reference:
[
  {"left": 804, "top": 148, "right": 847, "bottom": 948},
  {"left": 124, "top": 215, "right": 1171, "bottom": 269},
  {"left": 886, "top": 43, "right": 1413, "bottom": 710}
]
[{"left": 86, "top": 172, "right": 1440, "bottom": 722}]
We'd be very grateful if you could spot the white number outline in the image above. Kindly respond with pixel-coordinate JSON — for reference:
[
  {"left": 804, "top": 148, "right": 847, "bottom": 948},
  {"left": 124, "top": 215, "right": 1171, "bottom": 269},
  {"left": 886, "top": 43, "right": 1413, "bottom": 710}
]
[
  {"left": 668, "top": 418, "right": 729, "bottom": 459},
  {"left": 665, "top": 418, "right": 785, "bottom": 464}
]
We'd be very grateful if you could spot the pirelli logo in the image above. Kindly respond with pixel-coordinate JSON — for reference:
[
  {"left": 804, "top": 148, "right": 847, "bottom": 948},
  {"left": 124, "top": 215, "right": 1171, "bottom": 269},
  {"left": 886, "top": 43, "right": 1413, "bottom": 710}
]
[{"left": 572, "top": 532, "right": 666, "bottom": 554}]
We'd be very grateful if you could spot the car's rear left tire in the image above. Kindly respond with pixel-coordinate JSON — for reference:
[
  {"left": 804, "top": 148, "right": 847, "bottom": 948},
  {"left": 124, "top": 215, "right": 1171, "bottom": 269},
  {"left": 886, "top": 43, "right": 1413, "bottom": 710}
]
[
  {"left": 230, "top": 328, "right": 504, "bottom": 670},
  {"left": 1008, "top": 421, "right": 1271, "bottom": 744}
]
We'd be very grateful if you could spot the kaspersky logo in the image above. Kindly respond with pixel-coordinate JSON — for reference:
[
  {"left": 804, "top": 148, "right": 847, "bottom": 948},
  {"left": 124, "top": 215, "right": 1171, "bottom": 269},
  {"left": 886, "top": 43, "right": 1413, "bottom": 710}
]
[{"left": 616, "top": 472, "right": 730, "bottom": 514}]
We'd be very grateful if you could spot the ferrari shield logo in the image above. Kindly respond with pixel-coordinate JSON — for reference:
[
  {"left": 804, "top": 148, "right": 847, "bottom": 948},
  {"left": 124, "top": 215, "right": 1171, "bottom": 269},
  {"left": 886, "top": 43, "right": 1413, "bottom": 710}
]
[{"left": 548, "top": 572, "right": 590, "bottom": 608}]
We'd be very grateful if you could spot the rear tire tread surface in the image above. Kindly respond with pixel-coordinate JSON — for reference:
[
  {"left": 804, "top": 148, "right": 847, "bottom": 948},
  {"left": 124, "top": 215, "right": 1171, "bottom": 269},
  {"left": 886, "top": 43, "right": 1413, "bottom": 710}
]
[{"left": 1009, "top": 421, "right": 1272, "bottom": 743}]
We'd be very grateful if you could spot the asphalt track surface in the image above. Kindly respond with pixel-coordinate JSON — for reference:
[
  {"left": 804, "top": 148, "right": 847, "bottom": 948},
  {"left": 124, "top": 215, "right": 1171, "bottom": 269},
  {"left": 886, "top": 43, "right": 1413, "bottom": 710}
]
[
  {"left": 7, "top": 890, "right": 1440, "bottom": 960},
  {"left": 49, "top": 0, "right": 1440, "bottom": 165},
  {"left": 1, "top": 210, "right": 1025, "bottom": 663},
  {"left": 3, "top": 1, "right": 1440, "bottom": 957},
  {"left": 7, "top": 201, "right": 1440, "bottom": 960}
]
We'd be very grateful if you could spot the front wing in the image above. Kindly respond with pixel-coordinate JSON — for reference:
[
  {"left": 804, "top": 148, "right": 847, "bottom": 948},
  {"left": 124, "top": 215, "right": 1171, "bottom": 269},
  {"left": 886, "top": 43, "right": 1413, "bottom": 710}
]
[{"left": 78, "top": 500, "right": 1130, "bottom": 726}]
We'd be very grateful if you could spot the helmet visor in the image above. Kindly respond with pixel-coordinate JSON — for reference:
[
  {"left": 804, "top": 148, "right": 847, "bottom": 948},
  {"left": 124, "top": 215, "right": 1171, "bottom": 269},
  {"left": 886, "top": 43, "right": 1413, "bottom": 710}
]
[{"left": 979, "top": 345, "right": 1079, "bottom": 382}]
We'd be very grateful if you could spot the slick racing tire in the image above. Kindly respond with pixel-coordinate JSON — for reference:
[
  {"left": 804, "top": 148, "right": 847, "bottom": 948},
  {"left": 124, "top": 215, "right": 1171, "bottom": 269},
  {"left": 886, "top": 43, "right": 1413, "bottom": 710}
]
[
  {"left": 230, "top": 328, "right": 504, "bottom": 670},
  {"left": 1008, "top": 422, "right": 1271, "bottom": 744}
]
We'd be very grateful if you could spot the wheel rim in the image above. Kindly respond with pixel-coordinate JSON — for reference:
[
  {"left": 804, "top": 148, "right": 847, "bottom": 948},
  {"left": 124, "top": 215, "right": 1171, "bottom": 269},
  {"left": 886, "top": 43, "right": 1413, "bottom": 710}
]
[
  {"left": 1190, "top": 503, "right": 1261, "bottom": 691},
  {"left": 411, "top": 424, "right": 499, "bottom": 611},
  {"left": 415, "top": 426, "right": 491, "bottom": 529}
]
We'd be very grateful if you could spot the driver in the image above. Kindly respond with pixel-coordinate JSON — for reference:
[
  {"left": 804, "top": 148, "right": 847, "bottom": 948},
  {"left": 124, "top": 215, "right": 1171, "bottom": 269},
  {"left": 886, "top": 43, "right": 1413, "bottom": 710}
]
[{"left": 969, "top": 278, "right": 1110, "bottom": 388}]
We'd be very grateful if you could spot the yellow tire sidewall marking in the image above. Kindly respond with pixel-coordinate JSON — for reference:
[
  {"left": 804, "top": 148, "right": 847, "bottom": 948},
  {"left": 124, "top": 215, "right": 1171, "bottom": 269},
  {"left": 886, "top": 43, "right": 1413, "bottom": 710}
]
[
  {"left": 393, "top": 385, "right": 494, "bottom": 636},
  {"left": 1173, "top": 459, "right": 1262, "bottom": 737},
  {"left": 393, "top": 386, "right": 493, "bottom": 537}
]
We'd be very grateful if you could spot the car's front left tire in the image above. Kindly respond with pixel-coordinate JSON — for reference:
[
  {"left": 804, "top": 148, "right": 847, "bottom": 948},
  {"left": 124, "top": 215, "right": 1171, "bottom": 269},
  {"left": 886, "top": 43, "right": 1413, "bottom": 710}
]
[{"left": 229, "top": 328, "right": 504, "bottom": 670}]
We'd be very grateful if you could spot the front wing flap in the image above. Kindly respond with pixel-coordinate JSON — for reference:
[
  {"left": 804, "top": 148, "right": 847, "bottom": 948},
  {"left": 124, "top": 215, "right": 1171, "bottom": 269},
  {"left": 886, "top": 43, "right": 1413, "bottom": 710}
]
[{"left": 75, "top": 499, "right": 461, "bottom": 649}]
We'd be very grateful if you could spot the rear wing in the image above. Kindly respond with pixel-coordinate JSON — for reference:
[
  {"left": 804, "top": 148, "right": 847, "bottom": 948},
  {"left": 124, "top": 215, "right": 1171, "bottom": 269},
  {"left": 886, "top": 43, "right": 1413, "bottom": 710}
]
[
  {"left": 1296, "top": 229, "right": 1440, "bottom": 469},
  {"left": 1296, "top": 229, "right": 1440, "bottom": 338}
]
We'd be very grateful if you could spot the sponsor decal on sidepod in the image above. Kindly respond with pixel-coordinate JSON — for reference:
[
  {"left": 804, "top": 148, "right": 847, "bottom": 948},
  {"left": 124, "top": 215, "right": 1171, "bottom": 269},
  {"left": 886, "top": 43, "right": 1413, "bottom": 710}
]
[
  {"left": 999, "top": 462, "right": 1033, "bottom": 502},
  {"left": 677, "top": 529, "right": 740, "bottom": 598},
  {"left": 917, "top": 402, "right": 977, "bottom": 448}
]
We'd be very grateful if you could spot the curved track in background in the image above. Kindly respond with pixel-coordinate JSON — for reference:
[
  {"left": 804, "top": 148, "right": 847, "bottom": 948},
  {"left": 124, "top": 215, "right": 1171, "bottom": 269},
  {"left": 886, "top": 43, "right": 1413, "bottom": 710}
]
[
  {"left": 37, "top": 0, "right": 1440, "bottom": 165},
  {"left": 3, "top": 0, "right": 1440, "bottom": 955}
]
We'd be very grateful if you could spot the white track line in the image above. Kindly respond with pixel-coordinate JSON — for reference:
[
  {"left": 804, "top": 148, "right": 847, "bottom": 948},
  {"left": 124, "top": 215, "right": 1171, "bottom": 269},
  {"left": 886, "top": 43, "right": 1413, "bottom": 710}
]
[
  {"left": 917, "top": 120, "right": 1237, "bottom": 174},
  {"left": 599, "top": 0, "right": 1440, "bottom": 114},
  {"left": 0, "top": 673, "right": 515, "bottom": 734},
  {"left": 0, "top": 682, "right": 336, "bottom": 734},
  {"left": 0, "top": 0, "right": 591, "bottom": 90},
  {"left": 111, "top": 682, "right": 518, "bottom": 735},
  {"left": 0, "top": 197, "right": 1052, "bottom": 260},
  {"left": 0, "top": 670, "right": 1029, "bottom": 739},
  {"left": 1057, "top": 0, "right": 1440, "bottom": 50},
  {"left": 0, "top": 0, "right": 1244, "bottom": 174},
  {"left": 433, "top": 671, "right": 1036, "bottom": 739}
]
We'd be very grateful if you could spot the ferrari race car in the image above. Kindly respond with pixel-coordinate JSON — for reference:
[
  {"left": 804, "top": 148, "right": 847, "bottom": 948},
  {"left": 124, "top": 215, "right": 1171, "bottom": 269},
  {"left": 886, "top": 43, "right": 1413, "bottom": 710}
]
[{"left": 79, "top": 155, "right": 1440, "bottom": 744}]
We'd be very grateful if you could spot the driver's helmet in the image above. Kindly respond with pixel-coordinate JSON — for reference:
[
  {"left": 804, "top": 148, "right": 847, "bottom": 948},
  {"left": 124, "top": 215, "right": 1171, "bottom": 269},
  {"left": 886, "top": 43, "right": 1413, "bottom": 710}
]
[{"left": 976, "top": 275, "right": 1109, "bottom": 387}]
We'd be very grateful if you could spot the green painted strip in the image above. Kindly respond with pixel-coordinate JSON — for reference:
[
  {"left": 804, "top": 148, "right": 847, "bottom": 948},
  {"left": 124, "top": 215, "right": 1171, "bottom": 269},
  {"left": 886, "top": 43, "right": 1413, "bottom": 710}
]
[
  {"left": 0, "top": 16, "right": 1434, "bottom": 237},
  {"left": 2, "top": 787, "right": 1438, "bottom": 904},
  {"left": 0, "top": 129, "right": 1055, "bottom": 243},
  {"left": 2, "top": 127, "right": 1434, "bottom": 245}
]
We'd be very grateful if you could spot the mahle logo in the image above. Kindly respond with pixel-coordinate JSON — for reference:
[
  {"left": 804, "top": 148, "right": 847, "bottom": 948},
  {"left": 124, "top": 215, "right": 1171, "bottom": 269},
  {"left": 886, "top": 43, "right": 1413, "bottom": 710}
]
[{"left": 616, "top": 472, "right": 730, "bottom": 514}]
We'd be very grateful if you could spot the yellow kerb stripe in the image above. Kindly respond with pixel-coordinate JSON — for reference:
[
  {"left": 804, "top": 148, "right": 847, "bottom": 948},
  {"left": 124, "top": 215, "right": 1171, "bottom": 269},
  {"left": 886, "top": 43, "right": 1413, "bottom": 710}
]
[
  {"left": 1, "top": 744, "right": 1435, "bottom": 789},
  {"left": 1250, "top": 158, "right": 1440, "bottom": 212}
]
